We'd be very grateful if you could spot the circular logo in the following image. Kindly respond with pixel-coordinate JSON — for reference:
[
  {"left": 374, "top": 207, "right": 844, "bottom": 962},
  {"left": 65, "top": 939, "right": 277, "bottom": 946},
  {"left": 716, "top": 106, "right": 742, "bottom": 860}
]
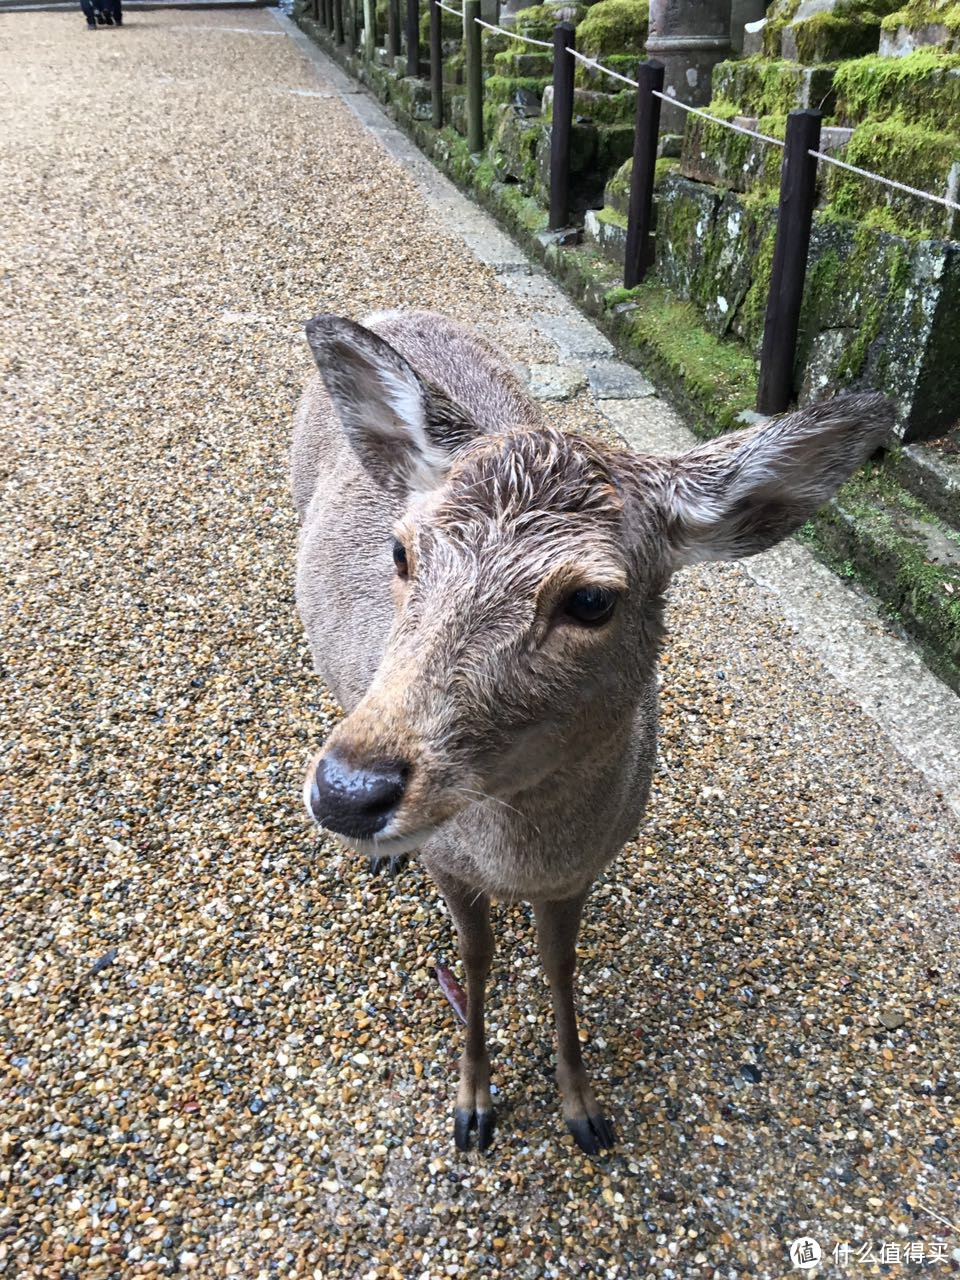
[{"left": 788, "top": 1238, "right": 822, "bottom": 1270}]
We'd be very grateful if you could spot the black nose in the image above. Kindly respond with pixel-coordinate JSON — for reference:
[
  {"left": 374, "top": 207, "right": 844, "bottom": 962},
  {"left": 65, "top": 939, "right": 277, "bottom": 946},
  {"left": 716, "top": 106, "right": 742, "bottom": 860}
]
[{"left": 309, "top": 750, "right": 409, "bottom": 839}]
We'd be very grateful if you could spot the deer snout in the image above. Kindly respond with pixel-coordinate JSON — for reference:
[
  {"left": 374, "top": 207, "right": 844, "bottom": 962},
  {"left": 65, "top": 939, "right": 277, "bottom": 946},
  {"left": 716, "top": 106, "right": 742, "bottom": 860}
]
[{"left": 308, "top": 748, "right": 409, "bottom": 840}]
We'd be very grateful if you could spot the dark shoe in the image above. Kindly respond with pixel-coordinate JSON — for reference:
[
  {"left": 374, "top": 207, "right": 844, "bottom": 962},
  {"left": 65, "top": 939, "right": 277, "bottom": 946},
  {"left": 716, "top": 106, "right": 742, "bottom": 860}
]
[{"left": 86, "top": 18, "right": 97, "bottom": 25}]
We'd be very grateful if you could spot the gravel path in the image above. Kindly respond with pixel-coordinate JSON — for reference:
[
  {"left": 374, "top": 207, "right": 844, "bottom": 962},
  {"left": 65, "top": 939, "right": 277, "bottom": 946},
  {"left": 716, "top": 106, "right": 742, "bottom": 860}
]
[{"left": 2, "top": 10, "right": 959, "bottom": 1278}]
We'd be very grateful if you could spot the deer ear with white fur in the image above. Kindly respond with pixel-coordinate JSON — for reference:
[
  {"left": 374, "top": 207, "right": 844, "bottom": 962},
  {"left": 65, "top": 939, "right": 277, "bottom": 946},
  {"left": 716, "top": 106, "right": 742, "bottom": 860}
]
[
  {"left": 305, "top": 314, "right": 479, "bottom": 495},
  {"left": 660, "top": 392, "right": 893, "bottom": 567}
]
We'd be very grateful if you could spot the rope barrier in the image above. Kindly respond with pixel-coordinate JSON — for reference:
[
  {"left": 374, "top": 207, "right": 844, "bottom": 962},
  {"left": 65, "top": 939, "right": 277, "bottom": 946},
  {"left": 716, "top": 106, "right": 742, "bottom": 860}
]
[
  {"left": 650, "top": 89, "right": 785, "bottom": 148},
  {"left": 809, "top": 148, "right": 960, "bottom": 214},
  {"left": 475, "top": 16, "right": 553, "bottom": 47},
  {"left": 425, "top": 4, "right": 959, "bottom": 215}
]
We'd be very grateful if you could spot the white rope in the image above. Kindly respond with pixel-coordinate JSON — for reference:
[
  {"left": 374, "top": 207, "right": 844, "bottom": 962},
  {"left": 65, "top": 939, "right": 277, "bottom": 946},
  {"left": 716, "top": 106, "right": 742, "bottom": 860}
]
[
  {"left": 566, "top": 50, "right": 784, "bottom": 147},
  {"left": 429, "top": 9, "right": 959, "bottom": 215},
  {"left": 566, "top": 46, "right": 639, "bottom": 91},
  {"left": 810, "top": 148, "right": 960, "bottom": 214},
  {"left": 650, "top": 88, "right": 785, "bottom": 148},
  {"left": 475, "top": 17, "right": 553, "bottom": 48}
]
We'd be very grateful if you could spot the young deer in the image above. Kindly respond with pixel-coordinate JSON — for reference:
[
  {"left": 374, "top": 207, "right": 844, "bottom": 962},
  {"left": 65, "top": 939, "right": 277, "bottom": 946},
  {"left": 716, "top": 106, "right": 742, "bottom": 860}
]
[{"left": 292, "top": 309, "right": 891, "bottom": 1154}]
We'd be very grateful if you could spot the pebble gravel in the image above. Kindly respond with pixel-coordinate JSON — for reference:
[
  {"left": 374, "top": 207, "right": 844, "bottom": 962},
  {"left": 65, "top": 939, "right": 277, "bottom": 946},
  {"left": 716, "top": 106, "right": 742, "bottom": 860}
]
[{"left": 1, "top": 10, "right": 959, "bottom": 1278}]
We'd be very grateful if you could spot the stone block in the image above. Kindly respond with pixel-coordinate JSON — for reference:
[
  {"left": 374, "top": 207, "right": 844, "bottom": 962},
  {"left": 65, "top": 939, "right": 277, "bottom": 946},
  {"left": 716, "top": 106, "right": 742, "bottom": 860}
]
[
  {"left": 524, "top": 363, "right": 589, "bottom": 399},
  {"left": 654, "top": 167, "right": 960, "bottom": 435},
  {"left": 544, "top": 85, "right": 638, "bottom": 126},
  {"left": 680, "top": 109, "right": 784, "bottom": 194},
  {"left": 743, "top": 16, "right": 766, "bottom": 54},
  {"left": 584, "top": 206, "right": 629, "bottom": 265},
  {"left": 711, "top": 57, "right": 837, "bottom": 115},
  {"left": 490, "top": 106, "right": 543, "bottom": 187},
  {"left": 832, "top": 51, "right": 960, "bottom": 129},
  {"left": 781, "top": 13, "right": 883, "bottom": 62},
  {"left": 825, "top": 119, "right": 960, "bottom": 240}
]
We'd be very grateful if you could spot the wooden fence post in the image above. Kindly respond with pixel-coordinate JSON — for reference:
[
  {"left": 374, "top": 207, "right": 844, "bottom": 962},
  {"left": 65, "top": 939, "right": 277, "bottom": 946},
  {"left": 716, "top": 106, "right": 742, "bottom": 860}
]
[
  {"left": 757, "top": 108, "right": 822, "bottom": 414},
  {"left": 430, "top": 0, "right": 443, "bottom": 127},
  {"left": 407, "top": 0, "right": 420, "bottom": 75},
  {"left": 363, "top": 0, "right": 375, "bottom": 57},
  {"left": 388, "top": 0, "right": 400, "bottom": 61},
  {"left": 465, "top": 0, "right": 483, "bottom": 152},
  {"left": 624, "top": 59, "right": 664, "bottom": 288},
  {"left": 548, "top": 22, "right": 576, "bottom": 231}
]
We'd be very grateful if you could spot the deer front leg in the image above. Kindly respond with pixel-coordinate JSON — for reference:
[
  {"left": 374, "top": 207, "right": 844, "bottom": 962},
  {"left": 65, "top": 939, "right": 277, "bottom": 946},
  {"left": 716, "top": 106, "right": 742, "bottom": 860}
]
[
  {"left": 430, "top": 867, "right": 496, "bottom": 1153},
  {"left": 533, "top": 891, "right": 617, "bottom": 1155}
]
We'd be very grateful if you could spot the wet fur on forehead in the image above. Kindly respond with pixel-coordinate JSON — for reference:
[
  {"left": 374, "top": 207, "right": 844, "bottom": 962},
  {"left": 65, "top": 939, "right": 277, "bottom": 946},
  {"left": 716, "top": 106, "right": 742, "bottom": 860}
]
[{"left": 435, "top": 427, "right": 624, "bottom": 536}]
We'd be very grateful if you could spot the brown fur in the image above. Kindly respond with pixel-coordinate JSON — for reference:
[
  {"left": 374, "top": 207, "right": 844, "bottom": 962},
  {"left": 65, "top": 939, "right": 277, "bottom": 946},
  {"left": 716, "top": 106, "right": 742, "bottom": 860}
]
[{"left": 292, "top": 308, "right": 893, "bottom": 1153}]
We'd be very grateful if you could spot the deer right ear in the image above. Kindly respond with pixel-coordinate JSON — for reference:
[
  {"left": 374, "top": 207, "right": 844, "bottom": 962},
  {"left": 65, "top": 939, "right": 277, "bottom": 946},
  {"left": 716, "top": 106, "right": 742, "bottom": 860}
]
[{"left": 305, "top": 314, "right": 477, "bottom": 495}]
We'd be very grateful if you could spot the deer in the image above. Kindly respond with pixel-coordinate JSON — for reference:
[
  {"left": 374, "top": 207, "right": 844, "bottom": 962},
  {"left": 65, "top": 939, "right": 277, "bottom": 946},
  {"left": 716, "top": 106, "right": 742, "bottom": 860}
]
[{"left": 291, "top": 308, "right": 891, "bottom": 1155}]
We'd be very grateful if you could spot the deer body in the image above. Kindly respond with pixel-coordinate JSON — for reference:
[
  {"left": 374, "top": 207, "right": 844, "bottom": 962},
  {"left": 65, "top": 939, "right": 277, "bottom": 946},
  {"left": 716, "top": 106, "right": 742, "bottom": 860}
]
[{"left": 292, "top": 308, "right": 891, "bottom": 1154}]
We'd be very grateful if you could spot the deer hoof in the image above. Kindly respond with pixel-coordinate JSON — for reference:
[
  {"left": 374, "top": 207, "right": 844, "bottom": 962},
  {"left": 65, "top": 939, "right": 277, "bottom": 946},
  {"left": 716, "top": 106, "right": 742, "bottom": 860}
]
[
  {"left": 366, "top": 852, "right": 409, "bottom": 877},
  {"left": 453, "top": 1106, "right": 495, "bottom": 1152},
  {"left": 566, "top": 1112, "right": 617, "bottom": 1155}
]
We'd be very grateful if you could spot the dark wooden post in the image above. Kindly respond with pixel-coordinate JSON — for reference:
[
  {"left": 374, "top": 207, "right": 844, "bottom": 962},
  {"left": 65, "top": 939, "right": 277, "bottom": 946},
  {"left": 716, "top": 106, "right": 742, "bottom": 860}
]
[
  {"left": 363, "top": 0, "right": 375, "bottom": 56},
  {"left": 430, "top": 0, "right": 444, "bottom": 127},
  {"left": 624, "top": 60, "right": 664, "bottom": 288},
  {"left": 407, "top": 0, "right": 420, "bottom": 75},
  {"left": 548, "top": 22, "right": 576, "bottom": 231},
  {"left": 388, "top": 0, "right": 400, "bottom": 60},
  {"left": 757, "top": 108, "right": 822, "bottom": 414},
  {"left": 465, "top": 0, "right": 483, "bottom": 152},
  {"left": 333, "top": 0, "right": 344, "bottom": 43}
]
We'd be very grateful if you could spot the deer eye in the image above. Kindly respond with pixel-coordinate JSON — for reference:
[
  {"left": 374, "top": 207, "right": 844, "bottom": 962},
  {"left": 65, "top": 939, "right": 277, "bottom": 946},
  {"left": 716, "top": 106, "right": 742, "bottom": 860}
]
[
  {"left": 562, "top": 586, "right": 618, "bottom": 627},
  {"left": 392, "top": 539, "right": 408, "bottom": 578}
]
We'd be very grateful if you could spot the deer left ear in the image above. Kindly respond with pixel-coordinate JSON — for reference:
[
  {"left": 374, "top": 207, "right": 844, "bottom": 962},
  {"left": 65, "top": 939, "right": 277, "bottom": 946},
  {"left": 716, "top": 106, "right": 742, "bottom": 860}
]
[
  {"left": 305, "top": 314, "right": 478, "bottom": 496},
  {"left": 659, "top": 392, "right": 893, "bottom": 566}
]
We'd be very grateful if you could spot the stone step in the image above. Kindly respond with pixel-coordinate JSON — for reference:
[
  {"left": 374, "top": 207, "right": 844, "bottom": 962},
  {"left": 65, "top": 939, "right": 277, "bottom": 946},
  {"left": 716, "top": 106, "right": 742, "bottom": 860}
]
[
  {"left": 583, "top": 205, "right": 628, "bottom": 266},
  {"left": 833, "top": 50, "right": 960, "bottom": 129},
  {"left": 890, "top": 432, "right": 960, "bottom": 530},
  {"left": 712, "top": 57, "right": 837, "bottom": 116},
  {"left": 680, "top": 111, "right": 852, "bottom": 197},
  {"left": 880, "top": 10, "right": 960, "bottom": 56},
  {"left": 810, "top": 465, "right": 960, "bottom": 691}
]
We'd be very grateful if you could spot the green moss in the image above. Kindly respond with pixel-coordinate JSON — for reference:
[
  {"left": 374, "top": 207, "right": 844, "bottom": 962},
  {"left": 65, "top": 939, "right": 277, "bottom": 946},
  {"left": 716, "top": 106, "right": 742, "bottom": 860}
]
[
  {"left": 655, "top": 155, "right": 679, "bottom": 185},
  {"left": 576, "top": 0, "right": 649, "bottom": 56},
  {"left": 739, "top": 220, "right": 779, "bottom": 349},
  {"left": 604, "top": 280, "right": 758, "bottom": 433},
  {"left": 680, "top": 102, "right": 786, "bottom": 195},
  {"left": 880, "top": 0, "right": 960, "bottom": 31},
  {"left": 545, "top": 87, "right": 637, "bottom": 126},
  {"left": 810, "top": 464, "right": 960, "bottom": 686},
  {"left": 833, "top": 49, "right": 960, "bottom": 128},
  {"left": 419, "top": 3, "right": 461, "bottom": 46},
  {"left": 595, "top": 204, "right": 628, "bottom": 228},
  {"left": 826, "top": 118, "right": 960, "bottom": 238},
  {"left": 712, "top": 57, "right": 837, "bottom": 117},
  {"left": 790, "top": 11, "right": 883, "bottom": 62},
  {"left": 493, "top": 48, "right": 554, "bottom": 76},
  {"left": 484, "top": 74, "right": 551, "bottom": 104}
]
